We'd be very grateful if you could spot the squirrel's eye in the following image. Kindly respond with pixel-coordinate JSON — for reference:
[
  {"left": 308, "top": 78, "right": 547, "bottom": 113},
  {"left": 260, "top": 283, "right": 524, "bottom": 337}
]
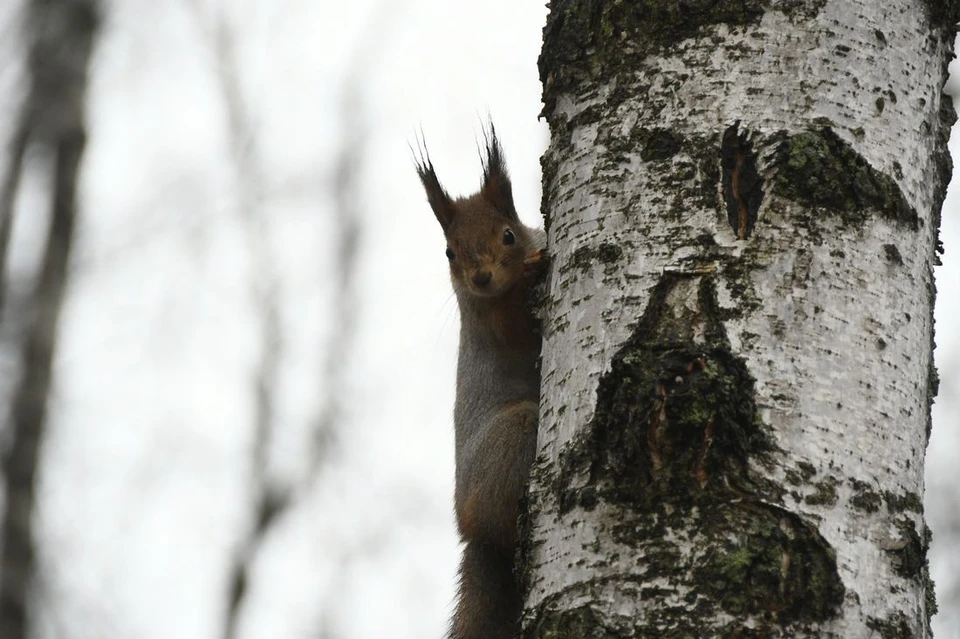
[
  {"left": 445, "top": 247, "right": 455, "bottom": 261},
  {"left": 502, "top": 228, "right": 515, "bottom": 246}
]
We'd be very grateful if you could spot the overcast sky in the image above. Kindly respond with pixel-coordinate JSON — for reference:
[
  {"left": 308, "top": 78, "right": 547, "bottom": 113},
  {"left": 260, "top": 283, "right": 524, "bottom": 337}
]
[{"left": 1, "top": 1, "right": 957, "bottom": 638}]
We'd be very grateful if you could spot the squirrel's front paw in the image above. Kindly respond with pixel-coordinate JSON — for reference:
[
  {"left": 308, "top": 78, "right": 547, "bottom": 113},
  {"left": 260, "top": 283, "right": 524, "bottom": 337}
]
[{"left": 524, "top": 249, "right": 549, "bottom": 279}]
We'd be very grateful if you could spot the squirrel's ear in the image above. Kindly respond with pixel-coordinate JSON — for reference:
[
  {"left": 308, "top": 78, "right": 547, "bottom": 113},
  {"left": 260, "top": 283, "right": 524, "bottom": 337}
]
[
  {"left": 414, "top": 146, "right": 456, "bottom": 232},
  {"left": 479, "top": 123, "right": 518, "bottom": 221}
]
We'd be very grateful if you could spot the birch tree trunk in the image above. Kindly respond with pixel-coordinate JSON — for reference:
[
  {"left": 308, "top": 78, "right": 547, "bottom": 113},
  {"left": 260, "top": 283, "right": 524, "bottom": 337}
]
[{"left": 523, "top": 2, "right": 957, "bottom": 637}]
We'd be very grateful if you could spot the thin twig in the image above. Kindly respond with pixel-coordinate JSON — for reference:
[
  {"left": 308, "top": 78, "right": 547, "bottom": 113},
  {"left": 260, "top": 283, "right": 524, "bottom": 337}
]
[
  {"left": 0, "top": 123, "right": 29, "bottom": 318},
  {"left": 196, "top": 13, "right": 285, "bottom": 639},
  {"left": 309, "top": 0, "right": 405, "bottom": 483},
  {"left": 0, "top": 2, "right": 30, "bottom": 319}
]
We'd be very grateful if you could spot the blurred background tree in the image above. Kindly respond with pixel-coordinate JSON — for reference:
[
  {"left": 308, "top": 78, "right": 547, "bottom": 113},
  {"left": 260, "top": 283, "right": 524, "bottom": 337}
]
[{"left": 0, "top": 2, "right": 98, "bottom": 638}]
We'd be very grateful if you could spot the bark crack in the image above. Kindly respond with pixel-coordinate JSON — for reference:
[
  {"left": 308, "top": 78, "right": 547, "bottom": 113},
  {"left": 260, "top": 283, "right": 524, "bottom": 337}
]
[
  {"left": 721, "top": 123, "right": 764, "bottom": 240},
  {"left": 734, "top": 150, "right": 749, "bottom": 239}
]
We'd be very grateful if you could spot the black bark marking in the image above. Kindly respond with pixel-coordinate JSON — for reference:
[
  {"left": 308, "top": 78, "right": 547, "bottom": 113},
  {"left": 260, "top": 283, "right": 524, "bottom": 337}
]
[
  {"left": 884, "top": 490, "right": 923, "bottom": 514},
  {"left": 883, "top": 243, "right": 903, "bottom": 265},
  {"left": 866, "top": 612, "right": 915, "bottom": 639},
  {"left": 804, "top": 478, "right": 839, "bottom": 506},
  {"left": 569, "top": 242, "right": 624, "bottom": 272},
  {"left": 887, "top": 518, "right": 926, "bottom": 581},
  {"left": 881, "top": 517, "right": 937, "bottom": 633},
  {"left": 772, "top": 127, "right": 919, "bottom": 229},
  {"left": 692, "top": 503, "right": 842, "bottom": 622},
  {"left": 526, "top": 605, "right": 620, "bottom": 639},
  {"left": 921, "top": 0, "right": 960, "bottom": 32},
  {"left": 721, "top": 123, "right": 764, "bottom": 239},
  {"left": 849, "top": 478, "right": 883, "bottom": 513},
  {"left": 557, "top": 274, "right": 770, "bottom": 511},
  {"left": 639, "top": 128, "right": 684, "bottom": 162},
  {"left": 539, "top": 0, "right": 826, "bottom": 115},
  {"left": 546, "top": 274, "right": 843, "bottom": 634}
]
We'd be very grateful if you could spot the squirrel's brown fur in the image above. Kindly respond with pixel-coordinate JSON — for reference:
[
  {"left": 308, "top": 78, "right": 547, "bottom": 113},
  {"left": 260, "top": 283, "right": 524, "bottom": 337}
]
[{"left": 415, "top": 125, "right": 545, "bottom": 639}]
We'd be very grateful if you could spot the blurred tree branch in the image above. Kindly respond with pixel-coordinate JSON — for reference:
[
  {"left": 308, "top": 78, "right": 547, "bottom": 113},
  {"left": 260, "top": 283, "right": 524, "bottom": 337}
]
[
  {"left": 188, "top": 2, "right": 402, "bottom": 636},
  {"left": 310, "top": 0, "right": 405, "bottom": 483},
  {"left": 0, "top": 111, "right": 28, "bottom": 317},
  {"left": 0, "top": 1, "right": 99, "bottom": 638},
  {"left": 194, "top": 10, "right": 285, "bottom": 639}
]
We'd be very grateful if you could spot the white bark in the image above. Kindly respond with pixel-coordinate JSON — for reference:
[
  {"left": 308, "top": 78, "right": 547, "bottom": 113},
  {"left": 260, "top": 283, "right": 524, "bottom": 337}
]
[{"left": 525, "top": 1, "right": 955, "bottom": 637}]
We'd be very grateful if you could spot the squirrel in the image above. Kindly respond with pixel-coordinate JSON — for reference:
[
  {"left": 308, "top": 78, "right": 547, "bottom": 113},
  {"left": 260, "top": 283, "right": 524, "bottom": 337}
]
[{"left": 415, "top": 125, "right": 545, "bottom": 639}]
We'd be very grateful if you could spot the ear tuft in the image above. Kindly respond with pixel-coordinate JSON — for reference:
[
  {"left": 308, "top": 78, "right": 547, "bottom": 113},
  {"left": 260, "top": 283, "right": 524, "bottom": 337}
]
[
  {"left": 479, "top": 122, "right": 518, "bottom": 220},
  {"left": 412, "top": 133, "right": 456, "bottom": 232}
]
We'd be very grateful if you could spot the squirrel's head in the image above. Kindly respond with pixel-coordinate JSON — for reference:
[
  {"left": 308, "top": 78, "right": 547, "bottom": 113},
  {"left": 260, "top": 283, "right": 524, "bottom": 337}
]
[{"left": 415, "top": 125, "right": 534, "bottom": 299}]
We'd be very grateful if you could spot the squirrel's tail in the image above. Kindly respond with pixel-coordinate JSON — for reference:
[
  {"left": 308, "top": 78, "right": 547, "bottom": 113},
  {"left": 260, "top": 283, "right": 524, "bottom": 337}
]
[{"left": 449, "top": 539, "right": 520, "bottom": 639}]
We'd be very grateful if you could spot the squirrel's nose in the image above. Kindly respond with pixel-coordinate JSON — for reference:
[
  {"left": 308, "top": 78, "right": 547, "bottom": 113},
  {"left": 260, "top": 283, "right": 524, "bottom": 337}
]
[{"left": 472, "top": 270, "right": 492, "bottom": 287}]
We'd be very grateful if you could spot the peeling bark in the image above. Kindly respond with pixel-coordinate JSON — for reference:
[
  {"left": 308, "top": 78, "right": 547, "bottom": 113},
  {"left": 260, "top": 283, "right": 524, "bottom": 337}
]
[{"left": 524, "top": 1, "right": 957, "bottom": 636}]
